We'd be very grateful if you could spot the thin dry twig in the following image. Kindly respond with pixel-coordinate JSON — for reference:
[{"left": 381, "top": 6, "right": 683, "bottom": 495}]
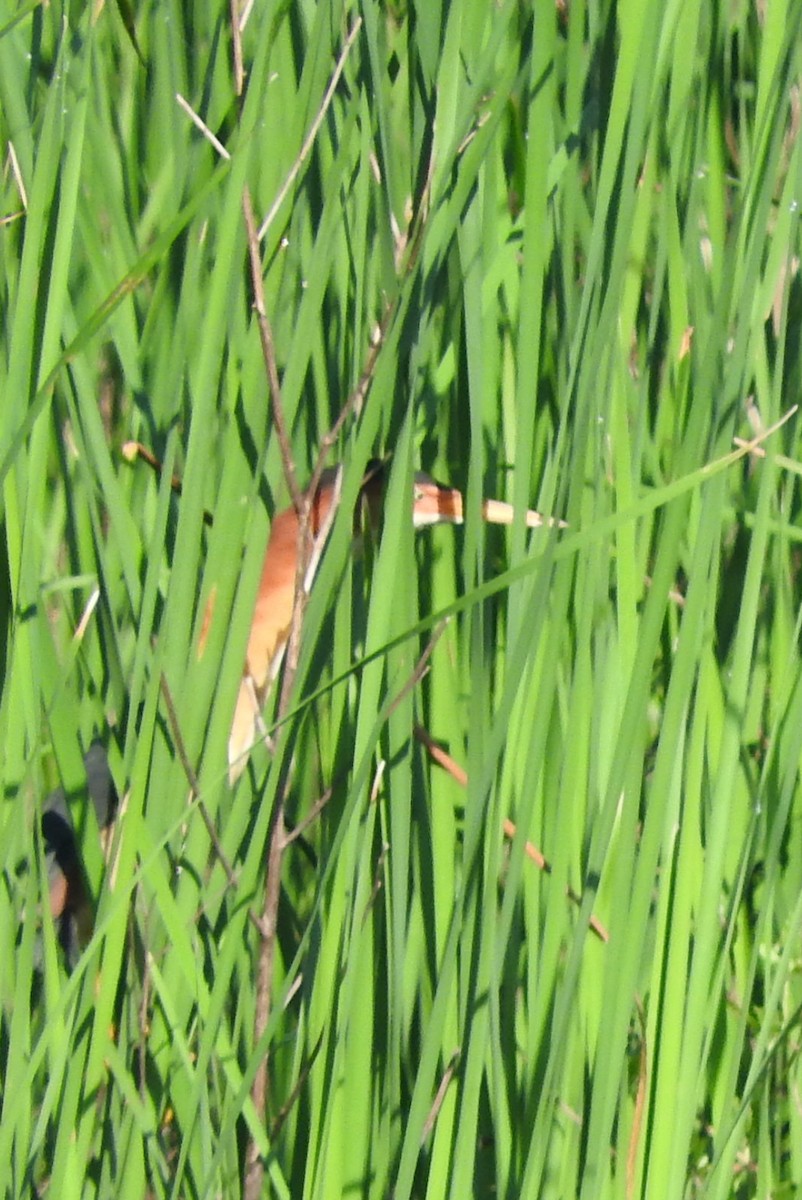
[
  {"left": 732, "top": 434, "right": 802, "bottom": 477},
  {"left": 362, "top": 835, "right": 389, "bottom": 925},
  {"left": 242, "top": 186, "right": 303, "bottom": 517},
  {"left": 413, "top": 724, "right": 609, "bottom": 943},
  {"left": 269, "top": 1030, "right": 324, "bottom": 1140},
  {"left": 421, "top": 1050, "right": 460, "bottom": 1142},
  {"left": 74, "top": 587, "right": 100, "bottom": 642},
  {"left": 238, "top": 0, "right": 255, "bottom": 33},
  {"left": 706, "top": 404, "right": 797, "bottom": 478},
  {"left": 384, "top": 620, "right": 447, "bottom": 719},
  {"left": 280, "top": 783, "right": 335, "bottom": 848},
  {"left": 122, "top": 439, "right": 214, "bottom": 525},
  {"left": 175, "top": 93, "right": 232, "bottom": 160},
  {"left": 7, "top": 140, "right": 27, "bottom": 209},
  {"left": 257, "top": 18, "right": 363, "bottom": 241}
]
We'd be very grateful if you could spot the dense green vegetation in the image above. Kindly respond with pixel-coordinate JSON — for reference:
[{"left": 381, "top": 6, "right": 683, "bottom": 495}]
[{"left": 2, "top": 0, "right": 802, "bottom": 1196}]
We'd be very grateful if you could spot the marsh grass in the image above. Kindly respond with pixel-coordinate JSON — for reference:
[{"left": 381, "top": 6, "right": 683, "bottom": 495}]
[{"left": 2, "top": 1, "right": 802, "bottom": 1197}]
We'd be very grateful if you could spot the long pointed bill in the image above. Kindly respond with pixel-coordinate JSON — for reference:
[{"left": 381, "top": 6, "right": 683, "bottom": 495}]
[{"left": 481, "top": 497, "right": 567, "bottom": 529}]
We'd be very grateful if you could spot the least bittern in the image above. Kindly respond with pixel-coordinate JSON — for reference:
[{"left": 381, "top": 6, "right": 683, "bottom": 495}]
[
  {"left": 42, "top": 741, "right": 118, "bottom": 967},
  {"left": 228, "top": 460, "right": 560, "bottom": 781}
]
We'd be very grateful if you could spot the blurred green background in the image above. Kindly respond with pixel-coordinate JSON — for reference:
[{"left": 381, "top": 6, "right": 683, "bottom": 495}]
[{"left": 2, "top": 0, "right": 802, "bottom": 1196}]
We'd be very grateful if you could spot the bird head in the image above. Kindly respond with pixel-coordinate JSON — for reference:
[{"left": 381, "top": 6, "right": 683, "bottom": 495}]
[{"left": 357, "top": 459, "right": 464, "bottom": 530}]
